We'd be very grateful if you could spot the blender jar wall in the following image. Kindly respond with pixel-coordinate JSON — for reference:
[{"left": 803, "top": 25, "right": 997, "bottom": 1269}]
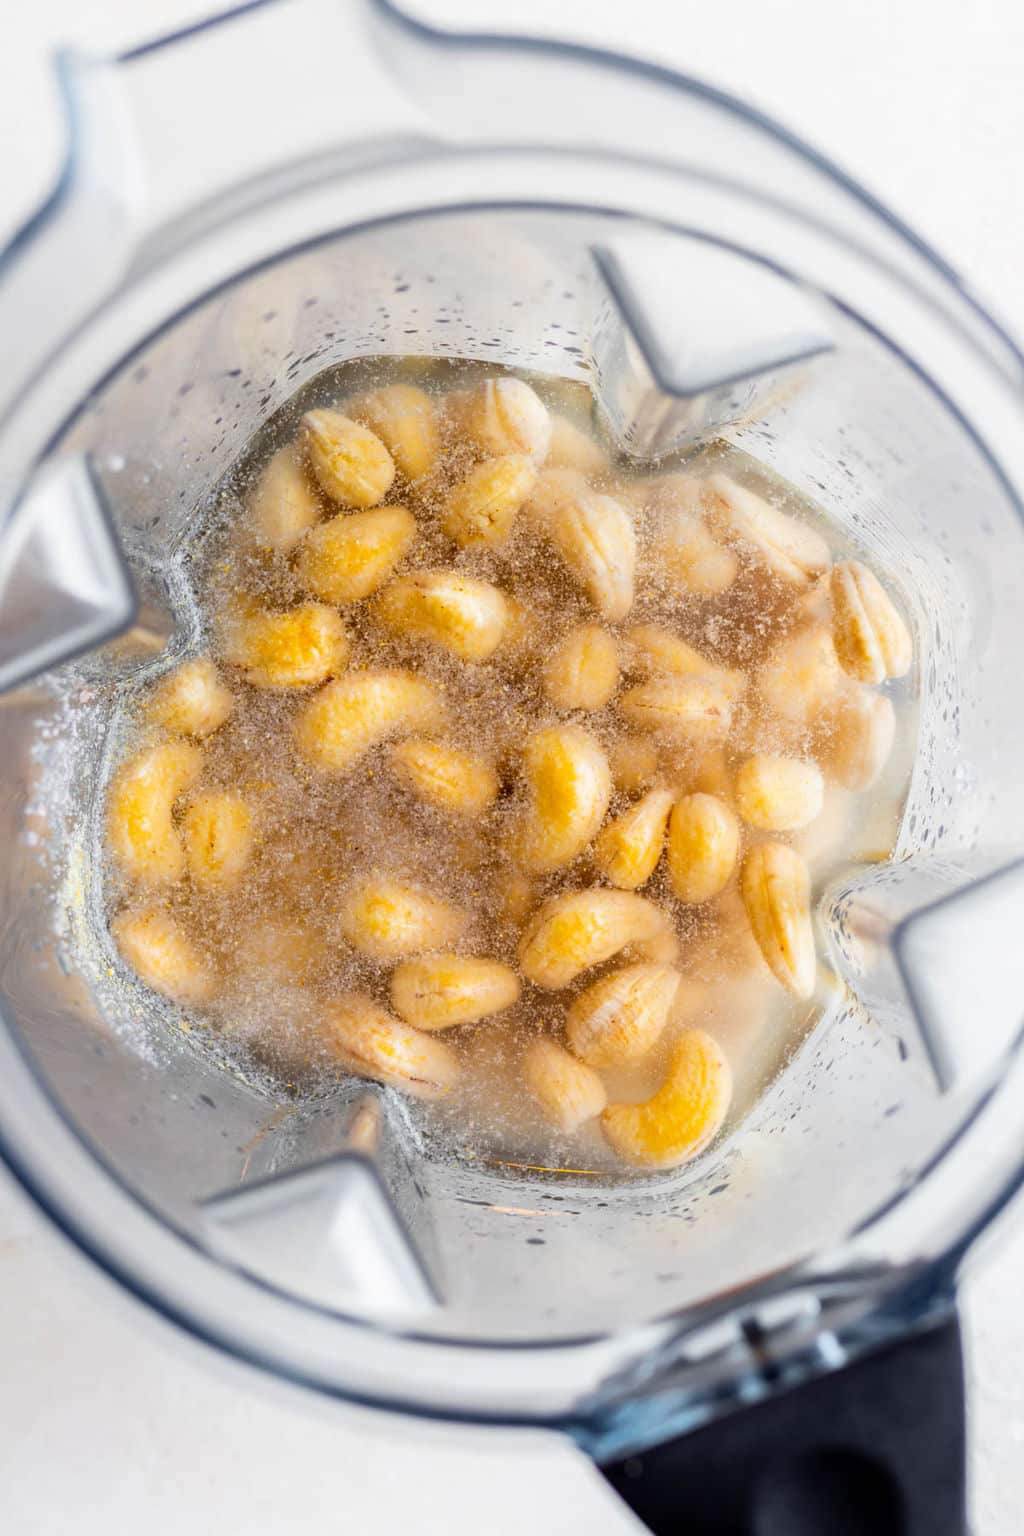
[{"left": 1, "top": 205, "right": 1021, "bottom": 1350}]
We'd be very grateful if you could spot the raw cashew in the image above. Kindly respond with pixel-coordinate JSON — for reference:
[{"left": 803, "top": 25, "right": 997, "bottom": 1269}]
[
  {"left": 339, "top": 877, "right": 467, "bottom": 960},
  {"left": 740, "top": 842, "right": 816, "bottom": 997},
  {"left": 301, "top": 409, "right": 395, "bottom": 508},
  {"left": 294, "top": 670, "right": 443, "bottom": 774},
  {"left": 106, "top": 740, "right": 202, "bottom": 885},
  {"left": 146, "top": 657, "right": 234, "bottom": 738},
  {"left": 296, "top": 505, "right": 416, "bottom": 603},
  {"left": 519, "top": 887, "right": 672, "bottom": 989},
  {"left": 375, "top": 571, "right": 508, "bottom": 662},
  {"left": 509, "top": 724, "right": 611, "bottom": 874},
  {"left": 390, "top": 954, "right": 520, "bottom": 1030},
  {"left": 602, "top": 1029, "right": 732, "bottom": 1167},
  {"left": 112, "top": 905, "right": 217, "bottom": 1007},
  {"left": 567, "top": 964, "right": 680, "bottom": 1067},
  {"left": 594, "top": 787, "right": 674, "bottom": 890},
  {"left": 522, "top": 1038, "right": 606, "bottom": 1132},
  {"left": 323, "top": 992, "right": 460, "bottom": 1098},
  {"left": 347, "top": 384, "right": 439, "bottom": 483}
]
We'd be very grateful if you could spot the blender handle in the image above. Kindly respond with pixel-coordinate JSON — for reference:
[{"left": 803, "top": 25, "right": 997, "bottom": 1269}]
[{"left": 600, "top": 1313, "right": 967, "bottom": 1536}]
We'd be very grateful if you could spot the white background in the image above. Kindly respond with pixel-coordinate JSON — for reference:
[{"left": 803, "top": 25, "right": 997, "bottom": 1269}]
[{"left": 3, "top": 1, "right": 1024, "bottom": 1531}]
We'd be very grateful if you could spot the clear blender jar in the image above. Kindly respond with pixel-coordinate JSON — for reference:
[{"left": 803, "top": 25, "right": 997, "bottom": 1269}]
[{"left": 1, "top": 3, "right": 1023, "bottom": 1531}]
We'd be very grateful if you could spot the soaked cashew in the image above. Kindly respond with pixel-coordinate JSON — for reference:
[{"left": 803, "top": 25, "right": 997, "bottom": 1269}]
[
  {"left": 740, "top": 842, "right": 816, "bottom": 997},
  {"left": 706, "top": 472, "right": 830, "bottom": 586},
  {"left": 390, "top": 954, "right": 521, "bottom": 1030},
  {"left": 106, "top": 740, "right": 202, "bottom": 885},
  {"left": 566, "top": 963, "right": 681, "bottom": 1067},
  {"left": 543, "top": 625, "right": 619, "bottom": 711},
  {"left": 734, "top": 755, "right": 824, "bottom": 832},
  {"left": 146, "top": 657, "right": 234, "bottom": 738},
  {"left": 294, "top": 669, "right": 444, "bottom": 774},
  {"left": 441, "top": 455, "right": 538, "bottom": 548},
  {"left": 625, "top": 625, "right": 746, "bottom": 701},
  {"left": 244, "top": 442, "right": 322, "bottom": 552},
  {"left": 667, "top": 792, "right": 740, "bottom": 904},
  {"left": 323, "top": 992, "right": 460, "bottom": 1098},
  {"left": 222, "top": 602, "right": 348, "bottom": 690},
  {"left": 183, "top": 792, "right": 255, "bottom": 890},
  {"left": 619, "top": 675, "right": 735, "bottom": 744},
  {"left": 529, "top": 470, "right": 636, "bottom": 621},
  {"left": 375, "top": 571, "right": 508, "bottom": 662},
  {"left": 112, "top": 905, "right": 217, "bottom": 1008},
  {"left": 391, "top": 737, "right": 499, "bottom": 818},
  {"left": 461, "top": 376, "right": 552, "bottom": 461},
  {"left": 546, "top": 414, "right": 609, "bottom": 474},
  {"left": 522, "top": 1038, "right": 606, "bottom": 1132},
  {"left": 301, "top": 409, "right": 395, "bottom": 508},
  {"left": 817, "top": 685, "right": 895, "bottom": 791},
  {"left": 296, "top": 505, "right": 416, "bottom": 603},
  {"left": 519, "top": 887, "right": 672, "bottom": 989},
  {"left": 756, "top": 624, "right": 842, "bottom": 726},
  {"left": 347, "top": 384, "right": 439, "bottom": 483},
  {"left": 602, "top": 1029, "right": 732, "bottom": 1168},
  {"left": 831, "top": 560, "right": 912, "bottom": 684},
  {"left": 594, "top": 787, "right": 673, "bottom": 890},
  {"left": 649, "top": 476, "right": 739, "bottom": 596},
  {"left": 339, "top": 877, "right": 468, "bottom": 960},
  {"left": 510, "top": 724, "right": 612, "bottom": 875},
  {"left": 608, "top": 735, "right": 661, "bottom": 794}
]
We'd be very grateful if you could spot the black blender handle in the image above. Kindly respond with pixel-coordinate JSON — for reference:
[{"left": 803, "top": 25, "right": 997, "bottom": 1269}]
[{"left": 600, "top": 1314, "right": 966, "bottom": 1535}]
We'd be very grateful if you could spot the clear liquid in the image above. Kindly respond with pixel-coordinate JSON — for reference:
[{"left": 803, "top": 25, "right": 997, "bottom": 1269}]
[{"left": 103, "top": 356, "right": 915, "bottom": 1177}]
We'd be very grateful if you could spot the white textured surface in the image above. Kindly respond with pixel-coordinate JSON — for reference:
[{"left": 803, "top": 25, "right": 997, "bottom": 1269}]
[{"left": 2, "top": 1, "right": 1023, "bottom": 1531}]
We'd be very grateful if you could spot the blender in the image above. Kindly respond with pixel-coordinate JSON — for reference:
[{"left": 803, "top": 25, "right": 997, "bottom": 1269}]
[{"left": 2, "top": 2, "right": 1024, "bottom": 1530}]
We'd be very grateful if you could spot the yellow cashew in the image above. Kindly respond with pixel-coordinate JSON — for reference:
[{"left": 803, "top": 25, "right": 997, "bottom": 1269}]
[
  {"left": 566, "top": 963, "right": 681, "bottom": 1067},
  {"left": 301, "top": 409, "right": 395, "bottom": 507},
  {"left": 602, "top": 1029, "right": 732, "bottom": 1168},
  {"left": 244, "top": 442, "right": 322, "bottom": 552},
  {"left": 375, "top": 571, "right": 508, "bottom": 662},
  {"left": 106, "top": 740, "right": 202, "bottom": 885},
  {"left": 831, "top": 560, "right": 912, "bottom": 684},
  {"left": 740, "top": 842, "right": 816, "bottom": 997},
  {"left": 529, "top": 469, "right": 636, "bottom": 621},
  {"left": 296, "top": 505, "right": 416, "bottom": 603},
  {"left": 323, "top": 992, "right": 460, "bottom": 1099},
  {"left": 146, "top": 657, "right": 234, "bottom": 738},
  {"left": 222, "top": 602, "right": 348, "bottom": 690},
  {"left": 667, "top": 793, "right": 740, "bottom": 905},
  {"left": 509, "top": 724, "right": 612, "bottom": 875},
  {"left": 390, "top": 954, "right": 521, "bottom": 1030},
  {"left": 339, "top": 877, "right": 467, "bottom": 960},
  {"left": 294, "top": 670, "right": 443, "bottom": 774},
  {"left": 461, "top": 376, "right": 552, "bottom": 461},
  {"left": 391, "top": 737, "right": 499, "bottom": 818},
  {"left": 441, "top": 455, "right": 538, "bottom": 548},
  {"left": 183, "top": 792, "right": 255, "bottom": 890},
  {"left": 705, "top": 472, "right": 830, "bottom": 586},
  {"left": 347, "top": 383, "right": 439, "bottom": 483},
  {"left": 594, "top": 787, "right": 674, "bottom": 890},
  {"left": 522, "top": 1038, "right": 606, "bottom": 1132},
  {"left": 734, "top": 755, "right": 824, "bottom": 832},
  {"left": 519, "top": 887, "right": 672, "bottom": 989},
  {"left": 112, "top": 905, "right": 217, "bottom": 1008},
  {"left": 542, "top": 625, "right": 619, "bottom": 712}
]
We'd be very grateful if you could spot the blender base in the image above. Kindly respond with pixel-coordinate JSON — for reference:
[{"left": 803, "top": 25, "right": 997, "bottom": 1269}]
[{"left": 602, "top": 1314, "right": 965, "bottom": 1535}]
